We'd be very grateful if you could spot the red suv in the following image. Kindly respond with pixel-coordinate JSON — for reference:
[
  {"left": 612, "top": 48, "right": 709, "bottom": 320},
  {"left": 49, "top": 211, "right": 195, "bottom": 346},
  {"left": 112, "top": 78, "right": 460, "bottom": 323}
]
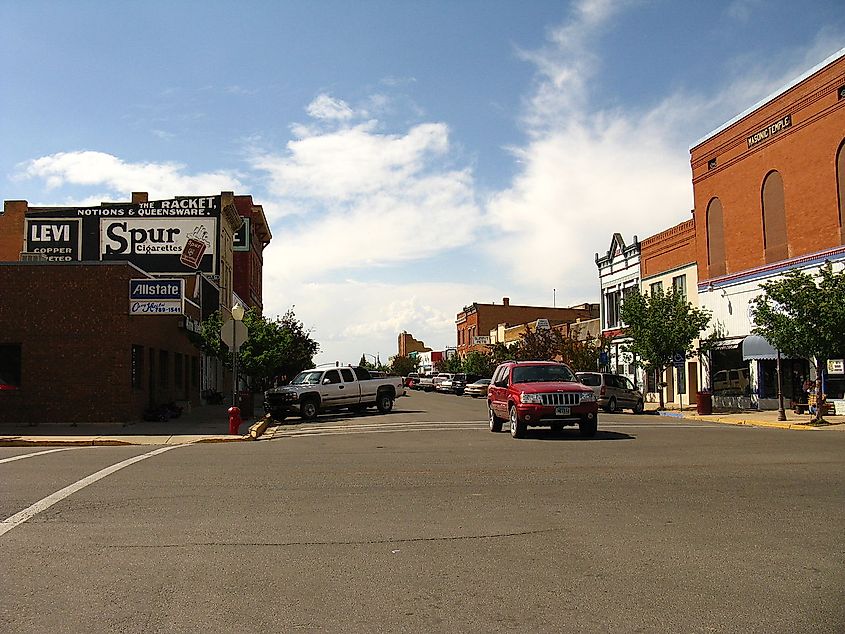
[{"left": 487, "top": 361, "right": 599, "bottom": 438}]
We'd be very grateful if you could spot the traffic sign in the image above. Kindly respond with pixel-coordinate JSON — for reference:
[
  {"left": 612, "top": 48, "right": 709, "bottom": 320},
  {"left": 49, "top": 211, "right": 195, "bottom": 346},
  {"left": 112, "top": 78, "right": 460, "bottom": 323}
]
[{"left": 221, "top": 319, "right": 248, "bottom": 351}]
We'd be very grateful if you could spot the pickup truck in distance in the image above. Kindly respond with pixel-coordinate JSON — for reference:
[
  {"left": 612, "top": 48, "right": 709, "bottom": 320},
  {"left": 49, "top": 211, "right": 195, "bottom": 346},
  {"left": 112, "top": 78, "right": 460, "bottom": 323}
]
[{"left": 263, "top": 366, "right": 405, "bottom": 421}]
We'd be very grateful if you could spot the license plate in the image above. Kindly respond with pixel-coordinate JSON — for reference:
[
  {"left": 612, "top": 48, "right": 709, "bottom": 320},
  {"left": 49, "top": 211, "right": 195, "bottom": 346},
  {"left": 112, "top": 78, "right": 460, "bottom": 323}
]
[{"left": 555, "top": 406, "right": 570, "bottom": 416}]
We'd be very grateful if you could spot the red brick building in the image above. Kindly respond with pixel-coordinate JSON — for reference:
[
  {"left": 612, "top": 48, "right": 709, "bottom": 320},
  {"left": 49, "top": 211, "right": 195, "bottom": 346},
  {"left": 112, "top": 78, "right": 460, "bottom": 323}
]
[
  {"left": 0, "top": 262, "right": 201, "bottom": 424},
  {"left": 691, "top": 49, "right": 845, "bottom": 279},
  {"left": 0, "top": 191, "right": 270, "bottom": 425},
  {"left": 456, "top": 297, "right": 599, "bottom": 356},
  {"left": 232, "top": 195, "right": 272, "bottom": 314},
  {"left": 689, "top": 48, "right": 845, "bottom": 409}
]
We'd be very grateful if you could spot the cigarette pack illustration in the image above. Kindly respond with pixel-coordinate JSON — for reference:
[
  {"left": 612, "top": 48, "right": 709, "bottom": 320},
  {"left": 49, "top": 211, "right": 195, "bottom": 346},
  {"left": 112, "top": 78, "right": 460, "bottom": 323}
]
[{"left": 180, "top": 225, "right": 210, "bottom": 269}]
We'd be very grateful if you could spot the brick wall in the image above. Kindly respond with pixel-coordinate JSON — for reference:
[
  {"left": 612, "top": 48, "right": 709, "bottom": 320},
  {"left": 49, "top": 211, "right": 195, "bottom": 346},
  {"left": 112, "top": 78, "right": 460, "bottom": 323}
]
[
  {"left": 640, "top": 219, "right": 696, "bottom": 279},
  {"left": 0, "top": 200, "right": 27, "bottom": 261},
  {"left": 0, "top": 262, "right": 201, "bottom": 424},
  {"left": 456, "top": 299, "right": 600, "bottom": 355},
  {"left": 691, "top": 53, "right": 845, "bottom": 282}
]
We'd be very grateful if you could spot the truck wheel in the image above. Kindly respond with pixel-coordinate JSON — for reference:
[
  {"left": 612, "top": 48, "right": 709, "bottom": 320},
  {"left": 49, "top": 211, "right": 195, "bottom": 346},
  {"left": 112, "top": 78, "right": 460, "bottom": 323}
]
[
  {"left": 300, "top": 398, "right": 319, "bottom": 420},
  {"left": 488, "top": 405, "right": 503, "bottom": 432},
  {"left": 510, "top": 406, "right": 527, "bottom": 439},
  {"left": 376, "top": 392, "right": 394, "bottom": 413},
  {"left": 270, "top": 411, "right": 287, "bottom": 422}
]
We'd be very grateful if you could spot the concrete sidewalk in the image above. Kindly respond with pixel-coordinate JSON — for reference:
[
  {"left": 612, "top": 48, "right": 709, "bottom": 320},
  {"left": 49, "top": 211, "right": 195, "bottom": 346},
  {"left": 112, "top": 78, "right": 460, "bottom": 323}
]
[
  {"left": 645, "top": 402, "right": 845, "bottom": 431},
  {"left": 0, "top": 402, "right": 261, "bottom": 446}
]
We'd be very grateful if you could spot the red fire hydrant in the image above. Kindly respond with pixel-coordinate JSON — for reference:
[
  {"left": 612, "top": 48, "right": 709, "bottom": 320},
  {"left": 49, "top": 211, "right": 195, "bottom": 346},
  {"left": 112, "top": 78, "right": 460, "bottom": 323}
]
[{"left": 228, "top": 406, "right": 243, "bottom": 435}]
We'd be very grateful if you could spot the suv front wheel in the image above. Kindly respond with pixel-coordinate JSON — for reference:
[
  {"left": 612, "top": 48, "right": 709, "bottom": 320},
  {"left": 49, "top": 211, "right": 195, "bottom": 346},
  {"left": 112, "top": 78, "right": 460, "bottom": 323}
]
[{"left": 509, "top": 406, "right": 527, "bottom": 439}]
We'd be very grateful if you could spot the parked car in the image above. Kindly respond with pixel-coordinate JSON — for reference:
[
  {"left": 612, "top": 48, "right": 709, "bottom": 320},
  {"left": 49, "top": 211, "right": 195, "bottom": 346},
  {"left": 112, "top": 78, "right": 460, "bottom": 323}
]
[
  {"left": 463, "top": 378, "right": 491, "bottom": 398},
  {"left": 447, "top": 373, "right": 482, "bottom": 395},
  {"left": 713, "top": 368, "right": 750, "bottom": 395},
  {"left": 488, "top": 360, "right": 599, "bottom": 438},
  {"left": 415, "top": 375, "right": 436, "bottom": 392},
  {"left": 404, "top": 373, "right": 420, "bottom": 388},
  {"left": 432, "top": 373, "right": 454, "bottom": 390},
  {"left": 575, "top": 372, "right": 644, "bottom": 414},
  {"left": 436, "top": 375, "right": 456, "bottom": 393},
  {"left": 263, "top": 366, "right": 405, "bottom": 421}
]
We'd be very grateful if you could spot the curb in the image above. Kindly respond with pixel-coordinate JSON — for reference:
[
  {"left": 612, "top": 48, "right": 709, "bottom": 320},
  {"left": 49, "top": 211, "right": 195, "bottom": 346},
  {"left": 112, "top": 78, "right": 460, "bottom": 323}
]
[{"left": 678, "top": 414, "right": 833, "bottom": 431}]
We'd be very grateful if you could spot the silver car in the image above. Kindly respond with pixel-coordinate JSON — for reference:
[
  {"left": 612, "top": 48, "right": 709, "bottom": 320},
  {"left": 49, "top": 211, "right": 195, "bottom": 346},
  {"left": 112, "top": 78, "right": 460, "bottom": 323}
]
[{"left": 576, "top": 372, "right": 644, "bottom": 414}]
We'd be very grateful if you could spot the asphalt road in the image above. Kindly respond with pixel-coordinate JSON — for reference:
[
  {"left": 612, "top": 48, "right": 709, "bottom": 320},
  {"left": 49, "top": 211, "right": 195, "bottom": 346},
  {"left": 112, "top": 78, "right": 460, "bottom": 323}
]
[{"left": 2, "top": 390, "right": 843, "bottom": 633}]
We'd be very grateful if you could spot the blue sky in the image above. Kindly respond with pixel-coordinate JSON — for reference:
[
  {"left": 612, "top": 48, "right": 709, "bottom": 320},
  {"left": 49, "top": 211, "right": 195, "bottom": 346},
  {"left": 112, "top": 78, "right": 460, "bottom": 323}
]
[{"left": 2, "top": 0, "right": 844, "bottom": 365}]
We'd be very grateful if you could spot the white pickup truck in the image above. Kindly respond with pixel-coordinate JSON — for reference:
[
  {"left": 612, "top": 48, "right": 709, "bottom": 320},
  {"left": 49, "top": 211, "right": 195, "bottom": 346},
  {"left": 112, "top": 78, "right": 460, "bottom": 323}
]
[{"left": 263, "top": 366, "right": 405, "bottom": 421}]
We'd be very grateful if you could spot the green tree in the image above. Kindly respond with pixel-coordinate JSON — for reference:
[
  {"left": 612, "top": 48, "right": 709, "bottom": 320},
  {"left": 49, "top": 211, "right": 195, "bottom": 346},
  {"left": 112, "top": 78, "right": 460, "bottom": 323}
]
[
  {"left": 621, "top": 288, "right": 711, "bottom": 410},
  {"left": 514, "top": 327, "right": 562, "bottom": 361},
  {"left": 435, "top": 354, "right": 464, "bottom": 374},
  {"left": 196, "top": 308, "right": 320, "bottom": 391},
  {"left": 750, "top": 264, "right": 845, "bottom": 423},
  {"left": 462, "top": 350, "right": 496, "bottom": 377},
  {"left": 558, "top": 333, "right": 605, "bottom": 372},
  {"left": 391, "top": 355, "right": 419, "bottom": 377}
]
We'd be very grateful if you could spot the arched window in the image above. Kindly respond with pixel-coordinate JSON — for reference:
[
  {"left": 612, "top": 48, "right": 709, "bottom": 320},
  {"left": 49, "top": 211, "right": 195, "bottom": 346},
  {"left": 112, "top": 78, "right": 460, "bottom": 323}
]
[
  {"left": 837, "top": 140, "right": 845, "bottom": 242},
  {"left": 706, "top": 197, "right": 726, "bottom": 276},
  {"left": 762, "top": 170, "right": 788, "bottom": 263}
]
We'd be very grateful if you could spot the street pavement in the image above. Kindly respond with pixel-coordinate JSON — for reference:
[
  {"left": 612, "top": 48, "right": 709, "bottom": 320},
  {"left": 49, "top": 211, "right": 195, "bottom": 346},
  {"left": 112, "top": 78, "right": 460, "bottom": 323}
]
[
  {"left": 1, "top": 391, "right": 843, "bottom": 446},
  {"left": 2, "top": 392, "right": 843, "bottom": 633}
]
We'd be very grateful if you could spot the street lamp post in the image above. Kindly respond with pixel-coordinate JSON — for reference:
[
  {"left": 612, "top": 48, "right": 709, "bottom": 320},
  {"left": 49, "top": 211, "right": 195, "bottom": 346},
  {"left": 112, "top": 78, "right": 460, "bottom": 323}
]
[{"left": 231, "top": 303, "right": 245, "bottom": 407}]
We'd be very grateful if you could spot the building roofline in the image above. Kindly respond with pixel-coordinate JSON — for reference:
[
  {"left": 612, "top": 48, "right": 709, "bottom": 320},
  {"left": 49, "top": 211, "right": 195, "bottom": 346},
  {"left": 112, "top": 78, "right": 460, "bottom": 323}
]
[{"left": 689, "top": 47, "right": 845, "bottom": 151}]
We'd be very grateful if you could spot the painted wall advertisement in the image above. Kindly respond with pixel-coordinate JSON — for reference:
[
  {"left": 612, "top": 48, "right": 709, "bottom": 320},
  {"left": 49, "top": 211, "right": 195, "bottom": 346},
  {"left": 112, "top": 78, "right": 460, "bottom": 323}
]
[
  {"left": 23, "top": 218, "right": 82, "bottom": 261},
  {"left": 23, "top": 196, "right": 220, "bottom": 274}
]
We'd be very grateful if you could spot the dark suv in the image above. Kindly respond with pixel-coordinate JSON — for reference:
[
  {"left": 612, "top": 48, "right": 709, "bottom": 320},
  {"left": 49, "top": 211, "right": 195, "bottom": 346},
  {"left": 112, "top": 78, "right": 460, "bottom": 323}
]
[{"left": 487, "top": 361, "right": 599, "bottom": 438}]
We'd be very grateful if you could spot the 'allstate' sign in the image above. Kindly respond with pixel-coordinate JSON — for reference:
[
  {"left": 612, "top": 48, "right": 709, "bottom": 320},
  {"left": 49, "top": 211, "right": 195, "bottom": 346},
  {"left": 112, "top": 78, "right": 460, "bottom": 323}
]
[{"left": 129, "top": 278, "right": 184, "bottom": 315}]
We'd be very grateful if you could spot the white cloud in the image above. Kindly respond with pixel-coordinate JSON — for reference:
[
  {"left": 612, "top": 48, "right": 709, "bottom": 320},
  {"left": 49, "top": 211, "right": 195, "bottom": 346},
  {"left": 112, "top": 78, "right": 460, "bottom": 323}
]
[
  {"left": 251, "top": 106, "right": 483, "bottom": 280},
  {"left": 17, "top": 151, "right": 245, "bottom": 200},
  {"left": 259, "top": 276, "right": 497, "bottom": 365},
  {"left": 255, "top": 121, "right": 451, "bottom": 201},
  {"left": 305, "top": 94, "right": 357, "bottom": 121}
]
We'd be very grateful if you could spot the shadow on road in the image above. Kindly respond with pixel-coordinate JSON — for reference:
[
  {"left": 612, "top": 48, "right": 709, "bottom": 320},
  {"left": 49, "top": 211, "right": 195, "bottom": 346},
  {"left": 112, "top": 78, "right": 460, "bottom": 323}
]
[{"left": 514, "top": 429, "right": 635, "bottom": 441}]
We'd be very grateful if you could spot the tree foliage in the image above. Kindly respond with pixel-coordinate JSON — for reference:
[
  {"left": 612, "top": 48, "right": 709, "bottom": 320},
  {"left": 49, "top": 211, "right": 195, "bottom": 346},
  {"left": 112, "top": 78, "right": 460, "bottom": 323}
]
[
  {"left": 390, "top": 355, "right": 419, "bottom": 377},
  {"left": 621, "top": 288, "right": 711, "bottom": 409},
  {"left": 448, "top": 329, "right": 603, "bottom": 375},
  {"left": 462, "top": 350, "right": 498, "bottom": 377},
  {"left": 750, "top": 264, "right": 845, "bottom": 421},
  {"left": 196, "top": 308, "right": 320, "bottom": 391}
]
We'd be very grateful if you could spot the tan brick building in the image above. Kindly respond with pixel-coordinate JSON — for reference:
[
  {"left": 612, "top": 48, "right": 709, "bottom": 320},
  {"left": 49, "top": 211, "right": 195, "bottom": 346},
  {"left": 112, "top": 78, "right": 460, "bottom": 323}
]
[
  {"left": 397, "top": 331, "right": 431, "bottom": 357},
  {"left": 639, "top": 218, "right": 700, "bottom": 406}
]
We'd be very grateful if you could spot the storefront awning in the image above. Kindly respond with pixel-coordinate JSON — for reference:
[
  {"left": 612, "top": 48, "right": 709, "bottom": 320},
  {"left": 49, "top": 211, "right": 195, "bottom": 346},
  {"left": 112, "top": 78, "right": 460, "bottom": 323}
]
[
  {"left": 709, "top": 339, "right": 743, "bottom": 351},
  {"left": 742, "top": 335, "right": 778, "bottom": 360}
]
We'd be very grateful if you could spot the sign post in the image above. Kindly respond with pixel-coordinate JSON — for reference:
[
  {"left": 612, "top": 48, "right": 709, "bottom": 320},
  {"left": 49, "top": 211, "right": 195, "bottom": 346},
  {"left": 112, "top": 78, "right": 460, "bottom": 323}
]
[
  {"left": 221, "top": 309, "right": 248, "bottom": 407},
  {"left": 673, "top": 353, "right": 686, "bottom": 412}
]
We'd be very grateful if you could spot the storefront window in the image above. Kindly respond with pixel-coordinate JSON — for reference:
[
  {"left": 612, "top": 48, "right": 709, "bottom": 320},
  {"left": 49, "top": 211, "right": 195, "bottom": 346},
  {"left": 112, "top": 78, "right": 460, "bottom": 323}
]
[
  {"left": 710, "top": 348, "right": 748, "bottom": 395},
  {"left": 0, "top": 344, "right": 22, "bottom": 389}
]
